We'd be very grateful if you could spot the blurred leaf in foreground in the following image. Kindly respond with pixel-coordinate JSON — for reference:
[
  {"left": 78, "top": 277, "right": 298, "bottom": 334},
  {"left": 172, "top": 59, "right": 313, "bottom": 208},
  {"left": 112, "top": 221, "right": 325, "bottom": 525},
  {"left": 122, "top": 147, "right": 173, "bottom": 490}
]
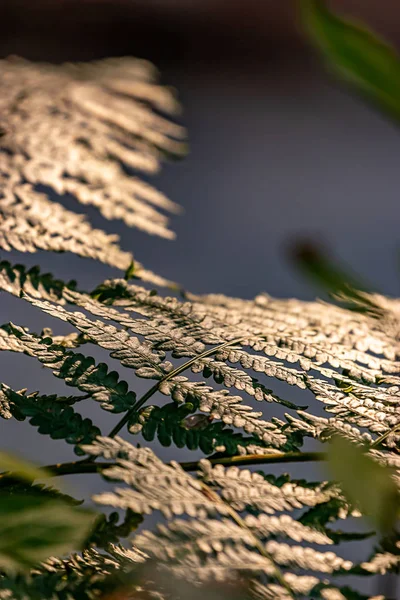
[
  {"left": 328, "top": 436, "right": 400, "bottom": 534},
  {"left": 0, "top": 451, "right": 47, "bottom": 483},
  {"left": 303, "top": 0, "right": 400, "bottom": 123},
  {"left": 289, "top": 240, "right": 380, "bottom": 314},
  {"left": 0, "top": 452, "right": 95, "bottom": 572},
  {"left": 0, "top": 493, "right": 96, "bottom": 573}
]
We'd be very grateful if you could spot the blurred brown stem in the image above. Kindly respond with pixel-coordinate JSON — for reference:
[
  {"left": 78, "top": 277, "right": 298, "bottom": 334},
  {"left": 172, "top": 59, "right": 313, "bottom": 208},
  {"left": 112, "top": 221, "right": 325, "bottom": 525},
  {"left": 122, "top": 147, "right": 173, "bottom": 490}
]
[{"left": 0, "top": 450, "right": 327, "bottom": 481}]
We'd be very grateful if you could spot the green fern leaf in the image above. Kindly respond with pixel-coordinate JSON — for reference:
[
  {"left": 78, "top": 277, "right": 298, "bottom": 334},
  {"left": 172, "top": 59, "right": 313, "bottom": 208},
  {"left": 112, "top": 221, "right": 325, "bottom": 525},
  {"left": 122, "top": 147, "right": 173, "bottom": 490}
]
[
  {"left": 5, "top": 325, "right": 137, "bottom": 414},
  {"left": 0, "top": 384, "right": 101, "bottom": 454}
]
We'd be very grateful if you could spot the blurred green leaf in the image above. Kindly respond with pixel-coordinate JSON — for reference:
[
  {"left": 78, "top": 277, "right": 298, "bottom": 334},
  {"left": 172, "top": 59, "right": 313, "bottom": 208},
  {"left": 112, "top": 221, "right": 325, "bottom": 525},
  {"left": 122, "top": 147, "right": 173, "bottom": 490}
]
[
  {"left": 289, "top": 240, "right": 380, "bottom": 314},
  {"left": 328, "top": 436, "right": 400, "bottom": 533},
  {"left": 303, "top": 0, "right": 400, "bottom": 122},
  {"left": 0, "top": 451, "right": 47, "bottom": 483},
  {"left": 0, "top": 493, "right": 96, "bottom": 573},
  {"left": 0, "top": 452, "right": 95, "bottom": 572},
  {"left": 0, "top": 478, "right": 83, "bottom": 506}
]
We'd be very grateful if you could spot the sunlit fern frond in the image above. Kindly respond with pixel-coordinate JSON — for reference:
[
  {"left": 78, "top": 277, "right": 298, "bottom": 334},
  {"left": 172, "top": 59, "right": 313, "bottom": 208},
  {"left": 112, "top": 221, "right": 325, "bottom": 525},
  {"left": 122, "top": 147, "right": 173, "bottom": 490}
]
[
  {"left": 1, "top": 274, "right": 400, "bottom": 596},
  {"left": 83, "top": 437, "right": 399, "bottom": 599},
  {"left": 0, "top": 56, "right": 186, "bottom": 278},
  {"left": 14, "top": 281, "right": 400, "bottom": 451},
  {"left": 2, "top": 323, "right": 138, "bottom": 415}
]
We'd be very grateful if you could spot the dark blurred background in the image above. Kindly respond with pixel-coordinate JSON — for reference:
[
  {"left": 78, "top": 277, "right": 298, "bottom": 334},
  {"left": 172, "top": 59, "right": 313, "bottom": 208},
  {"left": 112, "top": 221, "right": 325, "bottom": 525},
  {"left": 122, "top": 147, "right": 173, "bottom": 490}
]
[{"left": 1, "top": 2, "right": 400, "bottom": 593}]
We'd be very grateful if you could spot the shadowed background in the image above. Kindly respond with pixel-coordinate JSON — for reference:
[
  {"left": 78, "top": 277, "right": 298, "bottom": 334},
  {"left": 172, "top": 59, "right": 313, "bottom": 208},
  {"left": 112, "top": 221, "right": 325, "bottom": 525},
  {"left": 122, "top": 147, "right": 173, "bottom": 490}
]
[{"left": 0, "top": 2, "right": 399, "bottom": 593}]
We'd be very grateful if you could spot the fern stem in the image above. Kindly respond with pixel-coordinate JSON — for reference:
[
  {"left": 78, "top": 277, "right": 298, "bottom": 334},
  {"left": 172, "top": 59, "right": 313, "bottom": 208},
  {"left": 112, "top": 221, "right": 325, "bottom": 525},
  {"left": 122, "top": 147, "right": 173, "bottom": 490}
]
[
  {"left": 106, "top": 382, "right": 160, "bottom": 439},
  {"left": 106, "top": 337, "right": 245, "bottom": 438},
  {"left": 46, "top": 461, "right": 113, "bottom": 477},
  {"left": 5, "top": 450, "right": 327, "bottom": 481},
  {"left": 370, "top": 423, "right": 400, "bottom": 449},
  {"left": 180, "top": 451, "right": 327, "bottom": 470}
]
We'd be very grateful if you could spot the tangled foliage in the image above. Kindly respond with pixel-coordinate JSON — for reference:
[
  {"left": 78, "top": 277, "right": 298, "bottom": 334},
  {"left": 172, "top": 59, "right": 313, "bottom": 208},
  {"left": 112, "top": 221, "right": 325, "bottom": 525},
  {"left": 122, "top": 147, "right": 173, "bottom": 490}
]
[{"left": 0, "top": 2, "right": 399, "bottom": 599}]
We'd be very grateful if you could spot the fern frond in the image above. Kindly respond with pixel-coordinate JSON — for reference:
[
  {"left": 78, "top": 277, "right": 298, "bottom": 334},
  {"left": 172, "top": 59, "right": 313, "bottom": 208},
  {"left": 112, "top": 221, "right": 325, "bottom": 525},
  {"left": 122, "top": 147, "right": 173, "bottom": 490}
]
[
  {"left": 263, "top": 540, "right": 352, "bottom": 573},
  {"left": 188, "top": 290, "right": 400, "bottom": 374},
  {"left": 4, "top": 325, "right": 137, "bottom": 413},
  {"left": 193, "top": 358, "right": 305, "bottom": 410},
  {"left": 0, "top": 201, "right": 174, "bottom": 288},
  {"left": 198, "top": 460, "right": 342, "bottom": 514},
  {"left": 284, "top": 411, "right": 375, "bottom": 445},
  {"left": 20, "top": 285, "right": 400, "bottom": 450},
  {"left": 67, "top": 281, "right": 399, "bottom": 440},
  {"left": 140, "top": 541, "right": 277, "bottom": 580},
  {"left": 157, "top": 377, "right": 290, "bottom": 448},
  {"left": 0, "top": 57, "right": 185, "bottom": 289},
  {"left": 87, "top": 509, "right": 143, "bottom": 549},
  {"left": 0, "top": 184, "right": 133, "bottom": 270},
  {"left": 57, "top": 287, "right": 308, "bottom": 412},
  {"left": 85, "top": 437, "right": 372, "bottom": 597},
  {"left": 252, "top": 579, "right": 380, "bottom": 600},
  {"left": 0, "top": 56, "right": 185, "bottom": 239},
  {"left": 20, "top": 295, "right": 171, "bottom": 379},
  {"left": 0, "top": 383, "right": 100, "bottom": 453},
  {"left": 0, "top": 546, "right": 141, "bottom": 600},
  {"left": 64, "top": 288, "right": 206, "bottom": 358},
  {"left": 0, "top": 325, "right": 26, "bottom": 353},
  {"left": 19, "top": 294, "right": 292, "bottom": 447},
  {"left": 86, "top": 437, "right": 228, "bottom": 519},
  {"left": 131, "top": 401, "right": 276, "bottom": 455},
  {"left": 0, "top": 260, "right": 75, "bottom": 302},
  {"left": 251, "top": 577, "right": 319, "bottom": 600},
  {"left": 98, "top": 279, "right": 400, "bottom": 379},
  {"left": 135, "top": 514, "right": 333, "bottom": 559},
  {"left": 85, "top": 280, "right": 400, "bottom": 444},
  {"left": 134, "top": 517, "right": 259, "bottom": 559},
  {"left": 360, "top": 545, "right": 400, "bottom": 574},
  {"left": 244, "top": 513, "right": 334, "bottom": 545}
]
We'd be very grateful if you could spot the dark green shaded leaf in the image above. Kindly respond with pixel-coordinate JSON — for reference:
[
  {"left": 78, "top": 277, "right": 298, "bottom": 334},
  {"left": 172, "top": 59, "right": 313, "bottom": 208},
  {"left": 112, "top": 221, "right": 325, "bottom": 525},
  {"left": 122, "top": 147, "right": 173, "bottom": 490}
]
[
  {"left": 0, "top": 493, "right": 96, "bottom": 573},
  {"left": 0, "top": 260, "right": 76, "bottom": 301},
  {"left": 0, "top": 479, "right": 82, "bottom": 506},
  {"left": 0, "top": 452, "right": 45, "bottom": 483},
  {"left": 303, "top": 0, "right": 400, "bottom": 123},
  {"left": 328, "top": 436, "right": 400, "bottom": 533},
  {"left": 131, "top": 401, "right": 281, "bottom": 456},
  {"left": 1, "top": 385, "right": 101, "bottom": 455},
  {"left": 289, "top": 240, "right": 380, "bottom": 313},
  {"left": 87, "top": 509, "right": 143, "bottom": 549},
  {"left": 6, "top": 325, "right": 137, "bottom": 414}
]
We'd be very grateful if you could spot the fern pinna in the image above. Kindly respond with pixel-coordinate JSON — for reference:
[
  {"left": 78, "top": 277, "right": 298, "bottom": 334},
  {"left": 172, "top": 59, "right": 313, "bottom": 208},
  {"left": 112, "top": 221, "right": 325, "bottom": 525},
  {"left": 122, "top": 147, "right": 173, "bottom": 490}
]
[{"left": 0, "top": 2, "right": 400, "bottom": 599}]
